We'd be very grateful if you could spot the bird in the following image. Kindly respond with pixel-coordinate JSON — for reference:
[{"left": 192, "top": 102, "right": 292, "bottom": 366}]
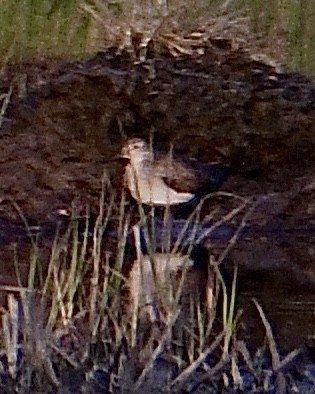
[
  {"left": 120, "top": 138, "right": 229, "bottom": 207},
  {"left": 128, "top": 223, "right": 214, "bottom": 328}
]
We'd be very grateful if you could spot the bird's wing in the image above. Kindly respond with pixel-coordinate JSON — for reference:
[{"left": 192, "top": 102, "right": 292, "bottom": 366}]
[
  {"left": 154, "top": 154, "right": 199, "bottom": 193},
  {"left": 155, "top": 153, "right": 229, "bottom": 194}
]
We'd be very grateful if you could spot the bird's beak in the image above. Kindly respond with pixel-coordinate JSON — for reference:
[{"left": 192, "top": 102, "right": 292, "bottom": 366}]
[
  {"left": 116, "top": 146, "right": 131, "bottom": 164},
  {"left": 106, "top": 152, "right": 130, "bottom": 165},
  {"left": 104, "top": 145, "right": 130, "bottom": 164},
  {"left": 120, "top": 146, "right": 130, "bottom": 158}
]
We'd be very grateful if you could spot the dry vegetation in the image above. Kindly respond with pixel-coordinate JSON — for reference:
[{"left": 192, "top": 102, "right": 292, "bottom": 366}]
[
  {"left": 0, "top": 0, "right": 313, "bottom": 77},
  {"left": 0, "top": 1, "right": 314, "bottom": 392},
  {"left": 0, "top": 184, "right": 304, "bottom": 393}
]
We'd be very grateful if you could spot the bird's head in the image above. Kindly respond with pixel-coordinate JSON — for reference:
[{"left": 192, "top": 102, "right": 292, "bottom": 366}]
[{"left": 120, "top": 138, "right": 153, "bottom": 165}]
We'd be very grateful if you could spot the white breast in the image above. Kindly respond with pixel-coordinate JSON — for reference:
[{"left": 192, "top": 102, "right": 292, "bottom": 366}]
[{"left": 125, "top": 163, "right": 194, "bottom": 205}]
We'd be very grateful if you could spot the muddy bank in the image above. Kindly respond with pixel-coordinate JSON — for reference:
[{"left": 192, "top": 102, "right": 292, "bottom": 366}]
[
  {"left": 0, "top": 32, "right": 314, "bottom": 220},
  {"left": 0, "top": 30, "right": 314, "bottom": 289}
]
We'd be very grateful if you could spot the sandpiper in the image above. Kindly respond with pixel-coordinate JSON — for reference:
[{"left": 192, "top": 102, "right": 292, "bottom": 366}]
[
  {"left": 128, "top": 223, "right": 214, "bottom": 328},
  {"left": 120, "top": 138, "right": 229, "bottom": 206}
]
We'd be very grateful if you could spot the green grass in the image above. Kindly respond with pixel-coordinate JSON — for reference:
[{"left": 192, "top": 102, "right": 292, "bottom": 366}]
[
  {"left": 0, "top": 0, "right": 90, "bottom": 61},
  {"left": 0, "top": 0, "right": 313, "bottom": 386},
  {"left": 0, "top": 186, "right": 304, "bottom": 393},
  {"left": 0, "top": 0, "right": 314, "bottom": 79},
  {"left": 229, "top": 0, "right": 315, "bottom": 78}
]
